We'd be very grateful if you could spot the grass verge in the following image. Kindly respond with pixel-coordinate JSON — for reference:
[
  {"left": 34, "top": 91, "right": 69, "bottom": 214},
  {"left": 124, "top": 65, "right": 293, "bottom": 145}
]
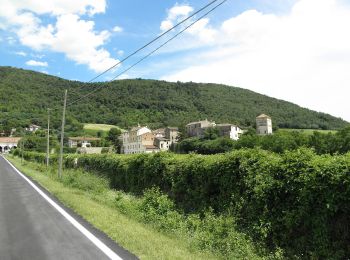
[
  {"left": 7, "top": 155, "right": 280, "bottom": 259},
  {"left": 6, "top": 156, "right": 217, "bottom": 260}
]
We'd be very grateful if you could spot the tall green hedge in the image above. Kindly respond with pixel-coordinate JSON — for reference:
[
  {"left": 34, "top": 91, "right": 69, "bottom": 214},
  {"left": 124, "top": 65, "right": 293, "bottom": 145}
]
[{"left": 14, "top": 148, "right": 350, "bottom": 258}]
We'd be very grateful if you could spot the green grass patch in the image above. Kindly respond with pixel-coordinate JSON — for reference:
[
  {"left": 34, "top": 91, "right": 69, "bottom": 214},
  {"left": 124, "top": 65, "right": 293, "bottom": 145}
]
[
  {"left": 7, "top": 156, "right": 274, "bottom": 260},
  {"left": 84, "top": 123, "right": 121, "bottom": 132},
  {"left": 279, "top": 128, "right": 337, "bottom": 135}
]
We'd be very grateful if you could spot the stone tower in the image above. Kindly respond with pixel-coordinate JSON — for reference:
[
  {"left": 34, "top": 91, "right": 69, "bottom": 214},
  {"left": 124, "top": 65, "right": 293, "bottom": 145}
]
[{"left": 256, "top": 114, "right": 273, "bottom": 135}]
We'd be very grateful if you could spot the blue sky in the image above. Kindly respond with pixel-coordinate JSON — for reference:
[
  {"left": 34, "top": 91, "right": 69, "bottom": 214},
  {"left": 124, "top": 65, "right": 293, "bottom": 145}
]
[{"left": 1, "top": 0, "right": 350, "bottom": 121}]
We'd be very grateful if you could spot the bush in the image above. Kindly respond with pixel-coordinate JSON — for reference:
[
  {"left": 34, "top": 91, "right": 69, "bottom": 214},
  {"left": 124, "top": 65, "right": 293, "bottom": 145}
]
[{"left": 14, "top": 148, "right": 350, "bottom": 258}]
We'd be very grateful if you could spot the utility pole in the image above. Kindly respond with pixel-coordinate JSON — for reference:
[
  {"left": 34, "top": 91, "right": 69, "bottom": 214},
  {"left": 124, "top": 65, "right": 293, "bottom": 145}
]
[
  {"left": 46, "top": 108, "right": 50, "bottom": 167},
  {"left": 21, "top": 140, "right": 24, "bottom": 164},
  {"left": 58, "top": 90, "right": 67, "bottom": 179}
]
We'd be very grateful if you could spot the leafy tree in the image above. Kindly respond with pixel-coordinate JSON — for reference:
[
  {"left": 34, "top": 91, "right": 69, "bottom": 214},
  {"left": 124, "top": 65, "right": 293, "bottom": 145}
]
[
  {"left": 203, "top": 127, "right": 219, "bottom": 140},
  {"left": 0, "top": 66, "right": 347, "bottom": 133},
  {"left": 107, "top": 128, "right": 122, "bottom": 153}
]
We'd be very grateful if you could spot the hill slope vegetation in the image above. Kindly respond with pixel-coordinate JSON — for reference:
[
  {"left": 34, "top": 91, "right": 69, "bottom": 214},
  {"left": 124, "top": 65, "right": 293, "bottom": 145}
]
[{"left": 0, "top": 66, "right": 347, "bottom": 131}]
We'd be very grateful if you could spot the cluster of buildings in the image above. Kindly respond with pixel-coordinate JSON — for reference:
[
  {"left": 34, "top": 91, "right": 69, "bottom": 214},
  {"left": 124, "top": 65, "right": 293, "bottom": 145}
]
[
  {"left": 185, "top": 119, "right": 243, "bottom": 140},
  {"left": 0, "top": 114, "right": 273, "bottom": 154},
  {"left": 121, "top": 126, "right": 179, "bottom": 154},
  {"left": 120, "top": 114, "right": 273, "bottom": 154}
]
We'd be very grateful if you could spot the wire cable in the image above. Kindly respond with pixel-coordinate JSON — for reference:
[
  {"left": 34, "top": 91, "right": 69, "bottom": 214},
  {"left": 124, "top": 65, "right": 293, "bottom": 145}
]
[
  {"left": 67, "top": 0, "right": 227, "bottom": 107},
  {"left": 51, "top": 0, "right": 221, "bottom": 107},
  {"left": 87, "top": 0, "right": 220, "bottom": 84}
]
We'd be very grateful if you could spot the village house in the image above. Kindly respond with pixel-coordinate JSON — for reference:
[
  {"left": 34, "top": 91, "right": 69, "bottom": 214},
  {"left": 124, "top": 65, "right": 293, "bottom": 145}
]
[
  {"left": 186, "top": 120, "right": 243, "bottom": 140},
  {"left": 122, "top": 126, "right": 179, "bottom": 154},
  {"left": 0, "top": 137, "right": 21, "bottom": 153},
  {"left": 152, "top": 128, "right": 165, "bottom": 138},
  {"left": 186, "top": 119, "right": 216, "bottom": 138},
  {"left": 26, "top": 124, "right": 40, "bottom": 132},
  {"left": 154, "top": 137, "right": 171, "bottom": 151},
  {"left": 68, "top": 137, "right": 101, "bottom": 148},
  {"left": 216, "top": 124, "right": 243, "bottom": 140},
  {"left": 165, "top": 127, "right": 179, "bottom": 143},
  {"left": 256, "top": 114, "right": 273, "bottom": 135},
  {"left": 122, "top": 126, "right": 159, "bottom": 154}
]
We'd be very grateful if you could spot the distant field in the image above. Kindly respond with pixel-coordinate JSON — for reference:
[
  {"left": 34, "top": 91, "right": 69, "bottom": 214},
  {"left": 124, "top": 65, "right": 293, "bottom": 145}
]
[
  {"left": 280, "top": 128, "right": 338, "bottom": 135},
  {"left": 83, "top": 123, "right": 121, "bottom": 132}
]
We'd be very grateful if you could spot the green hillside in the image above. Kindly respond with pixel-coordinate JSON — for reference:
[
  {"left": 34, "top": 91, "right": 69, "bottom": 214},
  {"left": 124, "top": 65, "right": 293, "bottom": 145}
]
[{"left": 0, "top": 66, "right": 348, "bottom": 131}]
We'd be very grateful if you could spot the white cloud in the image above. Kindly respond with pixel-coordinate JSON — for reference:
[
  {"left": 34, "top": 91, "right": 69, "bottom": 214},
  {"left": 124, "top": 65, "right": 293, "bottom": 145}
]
[
  {"left": 14, "top": 51, "right": 27, "bottom": 56},
  {"left": 160, "top": 20, "right": 173, "bottom": 31},
  {"left": 162, "top": 0, "right": 350, "bottom": 121},
  {"left": 0, "top": 0, "right": 106, "bottom": 17},
  {"left": 0, "top": 0, "right": 118, "bottom": 73},
  {"left": 117, "top": 50, "right": 124, "bottom": 56},
  {"left": 26, "top": 60, "right": 48, "bottom": 67},
  {"left": 112, "top": 25, "right": 123, "bottom": 33},
  {"left": 31, "top": 53, "right": 45, "bottom": 59},
  {"left": 7, "top": 36, "right": 16, "bottom": 44},
  {"left": 160, "top": 4, "right": 193, "bottom": 31}
]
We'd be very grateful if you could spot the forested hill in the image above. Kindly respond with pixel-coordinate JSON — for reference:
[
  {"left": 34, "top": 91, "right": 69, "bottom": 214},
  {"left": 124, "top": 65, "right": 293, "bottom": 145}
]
[{"left": 0, "top": 66, "right": 348, "bottom": 130}]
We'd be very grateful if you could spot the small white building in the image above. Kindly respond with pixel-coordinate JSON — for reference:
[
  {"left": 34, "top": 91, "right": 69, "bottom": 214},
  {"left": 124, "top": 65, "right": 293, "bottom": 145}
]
[
  {"left": 68, "top": 137, "right": 101, "bottom": 148},
  {"left": 26, "top": 124, "right": 40, "bottom": 132},
  {"left": 216, "top": 124, "right": 243, "bottom": 140},
  {"left": 154, "top": 137, "right": 171, "bottom": 151},
  {"left": 256, "top": 114, "right": 273, "bottom": 135},
  {"left": 0, "top": 137, "right": 21, "bottom": 153}
]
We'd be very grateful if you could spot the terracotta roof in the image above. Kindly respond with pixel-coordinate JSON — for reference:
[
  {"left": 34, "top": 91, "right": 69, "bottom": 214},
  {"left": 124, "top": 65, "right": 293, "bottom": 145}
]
[
  {"left": 0, "top": 137, "right": 22, "bottom": 143},
  {"left": 68, "top": 137, "right": 101, "bottom": 141},
  {"left": 256, "top": 114, "right": 271, "bottom": 119}
]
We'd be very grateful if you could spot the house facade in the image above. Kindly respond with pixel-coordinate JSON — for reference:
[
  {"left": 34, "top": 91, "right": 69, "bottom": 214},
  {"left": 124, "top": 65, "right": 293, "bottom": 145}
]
[
  {"left": 165, "top": 127, "right": 179, "bottom": 143},
  {"left": 256, "top": 114, "right": 273, "bottom": 135},
  {"left": 122, "top": 126, "right": 159, "bottom": 154},
  {"left": 216, "top": 124, "right": 243, "bottom": 140},
  {"left": 154, "top": 137, "right": 171, "bottom": 151},
  {"left": 186, "top": 119, "right": 216, "bottom": 138},
  {"left": 0, "top": 137, "right": 21, "bottom": 153},
  {"left": 122, "top": 126, "right": 180, "bottom": 154}
]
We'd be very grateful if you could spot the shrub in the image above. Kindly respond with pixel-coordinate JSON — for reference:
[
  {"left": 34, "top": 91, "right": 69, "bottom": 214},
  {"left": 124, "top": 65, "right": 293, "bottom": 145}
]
[{"left": 14, "top": 148, "right": 350, "bottom": 258}]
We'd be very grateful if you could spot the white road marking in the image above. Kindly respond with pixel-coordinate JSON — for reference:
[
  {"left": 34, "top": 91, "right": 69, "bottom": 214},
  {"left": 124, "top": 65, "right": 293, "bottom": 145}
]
[{"left": 2, "top": 156, "right": 123, "bottom": 260}]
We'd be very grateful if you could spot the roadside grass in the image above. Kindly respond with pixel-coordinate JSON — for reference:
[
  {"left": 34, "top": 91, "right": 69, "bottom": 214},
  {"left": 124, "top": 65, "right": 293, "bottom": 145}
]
[
  {"left": 7, "top": 156, "right": 217, "bottom": 260},
  {"left": 7, "top": 155, "right": 281, "bottom": 260}
]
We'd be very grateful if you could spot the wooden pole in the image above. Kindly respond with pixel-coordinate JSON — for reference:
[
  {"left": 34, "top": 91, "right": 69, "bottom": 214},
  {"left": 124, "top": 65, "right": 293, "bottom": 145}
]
[
  {"left": 46, "top": 108, "right": 50, "bottom": 167},
  {"left": 58, "top": 90, "right": 67, "bottom": 179},
  {"left": 21, "top": 140, "right": 24, "bottom": 164}
]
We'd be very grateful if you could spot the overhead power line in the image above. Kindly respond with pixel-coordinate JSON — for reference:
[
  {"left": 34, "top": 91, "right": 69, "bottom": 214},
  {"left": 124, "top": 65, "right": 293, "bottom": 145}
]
[
  {"left": 88, "top": 0, "right": 220, "bottom": 84},
  {"left": 67, "top": 0, "right": 228, "bottom": 107},
  {"left": 53, "top": 0, "right": 222, "bottom": 105}
]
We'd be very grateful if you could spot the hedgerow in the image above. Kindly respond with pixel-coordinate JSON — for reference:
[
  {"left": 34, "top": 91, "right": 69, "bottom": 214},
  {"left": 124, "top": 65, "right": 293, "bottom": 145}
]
[{"left": 14, "top": 148, "right": 350, "bottom": 258}]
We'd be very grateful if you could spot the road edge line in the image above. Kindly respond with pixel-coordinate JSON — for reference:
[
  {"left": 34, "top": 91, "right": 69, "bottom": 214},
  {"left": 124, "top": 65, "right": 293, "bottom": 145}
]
[{"left": 2, "top": 156, "right": 123, "bottom": 260}]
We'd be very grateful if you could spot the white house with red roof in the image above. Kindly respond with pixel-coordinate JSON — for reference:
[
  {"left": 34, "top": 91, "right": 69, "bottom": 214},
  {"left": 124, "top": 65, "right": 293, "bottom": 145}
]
[{"left": 0, "top": 137, "right": 21, "bottom": 153}]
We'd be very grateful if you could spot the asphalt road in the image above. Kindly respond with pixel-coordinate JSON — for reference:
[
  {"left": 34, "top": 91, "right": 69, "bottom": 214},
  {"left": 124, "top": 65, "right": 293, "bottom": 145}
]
[{"left": 0, "top": 156, "right": 136, "bottom": 260}]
